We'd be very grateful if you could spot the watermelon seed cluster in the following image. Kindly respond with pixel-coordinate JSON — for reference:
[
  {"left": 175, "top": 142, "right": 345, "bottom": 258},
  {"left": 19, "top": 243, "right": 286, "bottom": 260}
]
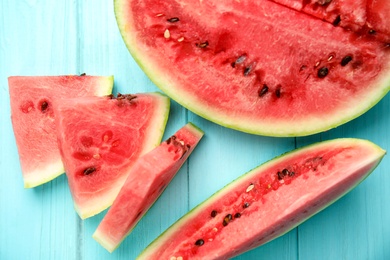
[{"left": 166, "top": 135, "right": 191, "bottom": 160}]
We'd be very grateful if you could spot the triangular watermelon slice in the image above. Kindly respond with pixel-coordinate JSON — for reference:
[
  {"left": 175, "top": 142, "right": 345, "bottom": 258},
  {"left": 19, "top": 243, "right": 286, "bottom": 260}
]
[
  {"left": 92, "top": 123, "right": 204, "bottom": 252},
  {"left": 53, "top": 93, "right": 170, "bottom": 219},
  {"left": 8, "top": 75, "right": 113, "bottom": 188}
]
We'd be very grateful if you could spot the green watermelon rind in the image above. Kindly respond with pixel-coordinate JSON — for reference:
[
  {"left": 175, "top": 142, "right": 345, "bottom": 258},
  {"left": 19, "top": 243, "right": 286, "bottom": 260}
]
[
  {"left": 114, "top": 0, "right": 390, "bottom": 137},
  {"left": 137, "top": 138, "right": 386, "bottom": 259},
  {"left": 20, "top": 76, "right": 114, "bottom": 188}
]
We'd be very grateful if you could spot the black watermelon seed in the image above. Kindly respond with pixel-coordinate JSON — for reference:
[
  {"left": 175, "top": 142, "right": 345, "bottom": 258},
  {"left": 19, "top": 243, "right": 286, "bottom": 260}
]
[
  {"left": 222, "top": 214, "right": 232, "bottom": 226},
  {"left": 369, "top": 29, "right": 376, "bottom": 35},
  {"left": 167, "top": 17, "right": 180, "bottom": 23},
  {"left": 211, "top": 210, "right": 218, "bottom": 218},
  {"left": 282, "top": 168, "right": 290, "bottom": 176},
  {"left": 317, "top": 67, "right": 329, "bottom": 78},
  {"left": 288, "top": 171, "right": 295, "bottom": 177},
  {"left": 40, "top": 101, "right": 49, "bottom": 112},
  {"left": 275, "top": 85, "right": 281, "bottom": 98},
  {"left": 332, "top": 15, "right": 341, "bottom": 26},
  {"left": 243, "top": 66, "right": 252, "bottom": 76},
  {"left": 234, "top": 213, "right": 241, "bottom": 218},
  {"left": 243, "top": 202, "right": 250, "bottom": 208},
  {"left": 83, "top": 167, "right": 96, "bottom": 175},
  {"left": 258, "top": 84, "right": 269, "bottom": 97},
  {"left": 195, "top": 239, "right": 204, "bottom": 246},
  {"left": 341, "top": 55, "right": 353, "bottom": 66},
  {"left": 80, "top": 73, "right": 86, "bottom": 76}
]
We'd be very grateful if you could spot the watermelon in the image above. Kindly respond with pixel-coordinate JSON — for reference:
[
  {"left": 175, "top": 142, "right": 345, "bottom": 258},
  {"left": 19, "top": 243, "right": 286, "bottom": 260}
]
[
  {"left": 8, "top": 75, "right": 113, "bottom": 188},
  {"left": 93, "top": 123, "right": 204, "bottom": 252},
  {"left": 53, "top": 93, "right": 170, "bottom": 219},
  {"left": 114, "top": 0, "right": 390, "bottom": 136},
  {"left": 137, "top": 138, "right": 385, "bottom": 259}
]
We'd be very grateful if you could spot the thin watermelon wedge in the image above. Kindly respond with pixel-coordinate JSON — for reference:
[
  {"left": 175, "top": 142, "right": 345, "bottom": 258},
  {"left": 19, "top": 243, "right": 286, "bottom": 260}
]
[
  {"left": 114, "top": 0, "right": 390, "bottom": 136},
  {"left": 8, "top": 75, "right": 113, "bottom": 188},
  {"left": 53, "top": 93, "right": 170, "bottom": 219},
  {"left": 137, "top": 138, "right": 385, "bottom": 259},
  {"left": 93, "top": 123, "right": 204, "bottom": 252}
]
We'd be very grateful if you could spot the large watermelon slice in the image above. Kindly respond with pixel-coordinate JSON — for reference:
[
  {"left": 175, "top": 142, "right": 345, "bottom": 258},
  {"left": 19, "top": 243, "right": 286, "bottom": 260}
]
[
  {"left": 8, "top": 75, "right": 113, "bottom": 188},
  {"left": 53, "top": 93, "right": 170, "bottom": 219},
  {"left": 114, "top": 0, "right": 390, "bottom": 136},
  {"left": 93, "top": 123, "right": 204, "bottom": 252},
  {"left": 137, "top": 138, "right": 385, "bottom": 259}
]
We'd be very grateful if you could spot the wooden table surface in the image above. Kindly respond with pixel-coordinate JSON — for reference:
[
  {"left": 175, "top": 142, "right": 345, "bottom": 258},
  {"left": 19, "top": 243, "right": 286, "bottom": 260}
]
[{"left": 1, "top": 1, "right": 389, "bottom": 259}]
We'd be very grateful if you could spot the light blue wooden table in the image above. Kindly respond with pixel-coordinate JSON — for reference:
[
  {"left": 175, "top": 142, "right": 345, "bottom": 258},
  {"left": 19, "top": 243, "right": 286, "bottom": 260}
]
[{"left": 1, "top": 1, "right": 389, "bottom": 259}]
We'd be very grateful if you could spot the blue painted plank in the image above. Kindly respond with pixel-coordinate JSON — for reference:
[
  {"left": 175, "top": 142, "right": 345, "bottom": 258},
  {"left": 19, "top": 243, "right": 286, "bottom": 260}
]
[{"left": 0, "top": 1, "right": 80, "bottom": 260}]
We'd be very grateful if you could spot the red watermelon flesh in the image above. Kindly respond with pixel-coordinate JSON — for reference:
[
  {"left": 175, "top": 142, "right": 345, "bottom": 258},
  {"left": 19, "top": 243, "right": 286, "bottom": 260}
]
[
  {"left": 114, "top": 0, "right": 390, "bottom": 137},
  {"left": 8, "top": 75, "right": 113, "bottom": 188},
  {"left": 272, "top": 0, "right": 367, "bottom": 30},
  {"left": 272, "top": 0, "right": 390, "bottom": 42},
  {"left": 93, "top": 123, "right": 204, "bottom": 252},
  {"left": 366, "top": 0, "right": 390, "bottom": 41},
  {"left": 302, "top": 0, "right": 367, "bottom": 31},
  {"left": 53, "top": 93, "right": 170, "bottom": 219},
  {"left": 137, "top": 139, "right": 385, "bottom": 259}
]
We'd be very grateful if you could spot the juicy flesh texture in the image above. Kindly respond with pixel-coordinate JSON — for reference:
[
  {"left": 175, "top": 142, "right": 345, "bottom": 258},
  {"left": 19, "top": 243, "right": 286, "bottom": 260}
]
[
  {"left": 271, "top": 0, "right": 390, "bottom": 42},
  {"left": 367, "top": 0, "right": 390, "bottom": 41},
  {"left": 8, "top": 76, "right": 113, "bottom": 188},
  {"left": 138, "top": 139, "right": 385, "bottom": 260},
  {"left": 54, "top": 94, "right": 169, "bottom": 219},
  {"left": 117, "top": 0, "right": 390, "bottom": 136},
  {"left": 93, "top": 123, "right": 204, "bottom": 252},
  {"left": 272, "top": 0, "right": 367, "bottom": 31}
]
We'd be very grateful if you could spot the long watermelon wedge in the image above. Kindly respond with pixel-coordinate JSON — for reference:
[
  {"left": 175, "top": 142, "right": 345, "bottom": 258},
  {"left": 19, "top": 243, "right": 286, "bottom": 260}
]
[
  {"left": 114, "top": 0, "right": 390, "bottom": 136},
  {"left": 93, "top": 123, "right": 204, "bottom": 252},
  {"left": 137, "top": 138, "right": 385, "bottom": 259},
  {"left": 8, "top": 75, "right": 113, "bottom": 188},
  {"left": 53, "top": 93, "right": 170, "bottom": 219}
]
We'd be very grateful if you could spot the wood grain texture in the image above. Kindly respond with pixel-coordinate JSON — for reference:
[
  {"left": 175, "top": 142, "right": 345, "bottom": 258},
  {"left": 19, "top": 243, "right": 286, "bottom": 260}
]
[{"left": 0, "top": 1, "right": 389, "bottom": 260}]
